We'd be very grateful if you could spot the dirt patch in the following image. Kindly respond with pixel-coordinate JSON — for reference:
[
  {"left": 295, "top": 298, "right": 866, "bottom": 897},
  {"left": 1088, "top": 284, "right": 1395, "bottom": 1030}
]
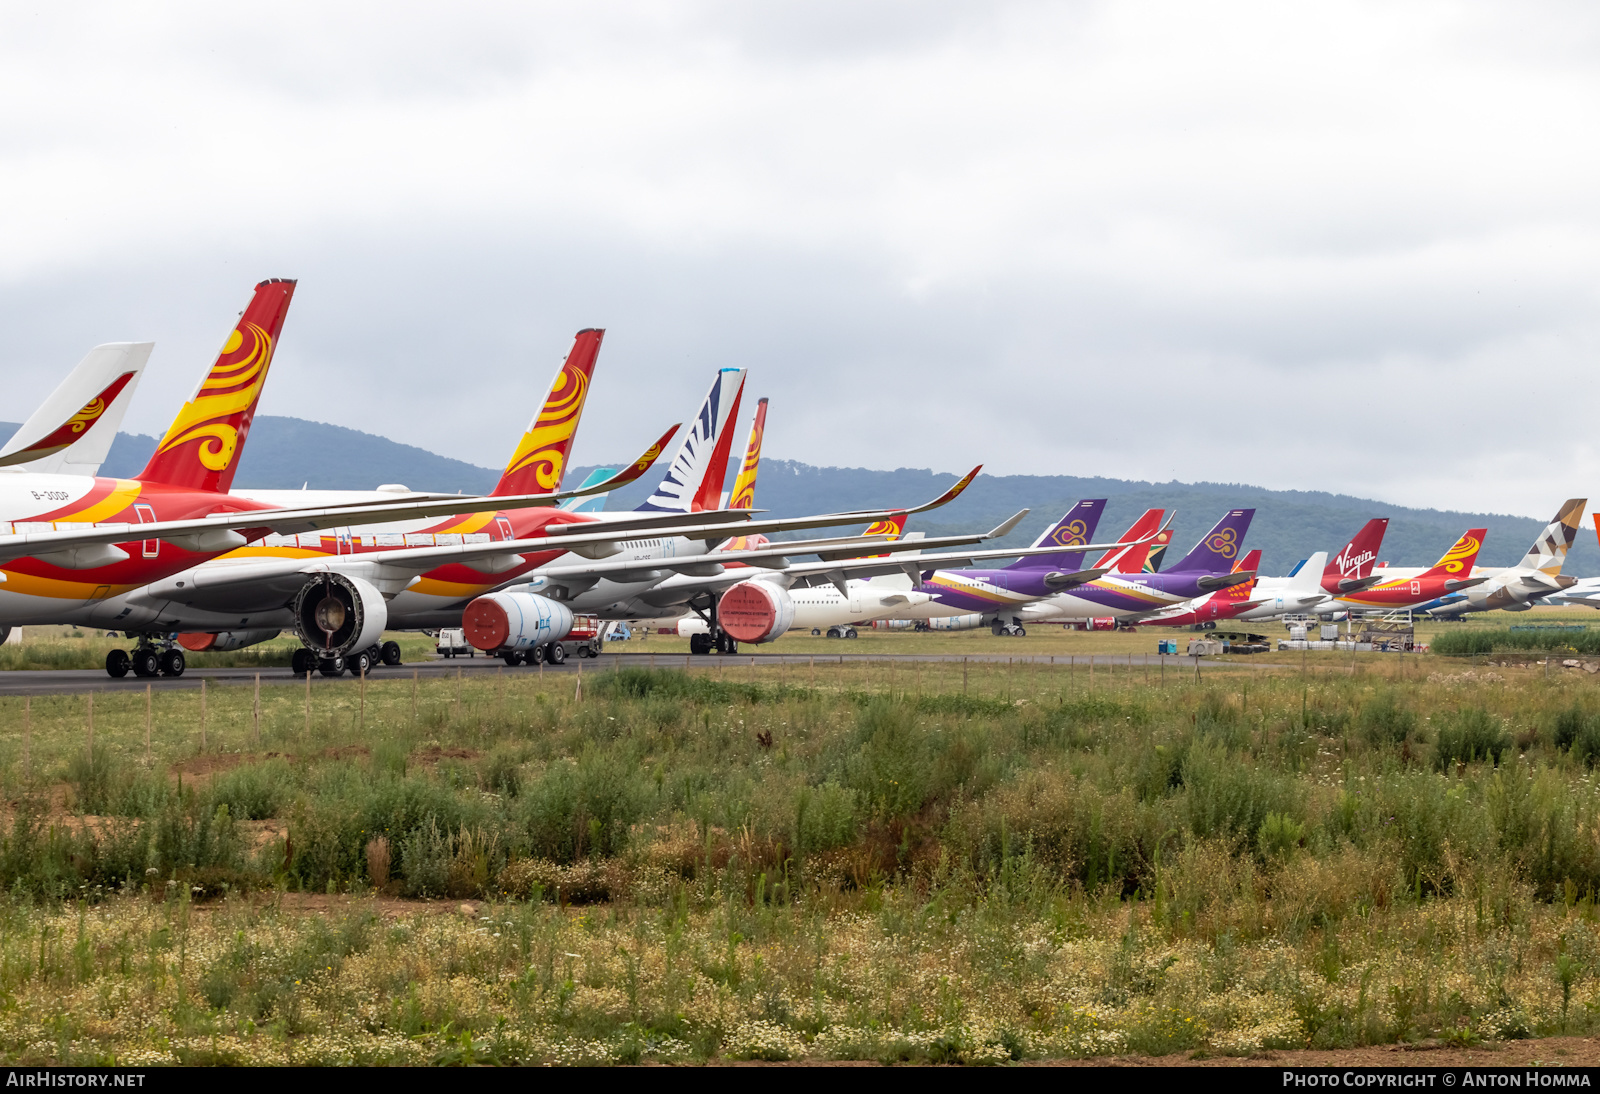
[
  {"left": 1040, "top": 1038, "right": 1600, "bottom": 1066},
  {"left": 411, "top": 745, "right": 481, "bottom": 764},
  {"left": 318, "top": 746, "right": 371, "bottom": 761},
  {"left": 238, "top": 819, "right": 286, "bottom": 852},
  {"left": 170, "top": 753, "right": 246, "bottom": 779},
  {"left": 191, "top": 891, "right": 487, "bottom": 919}
]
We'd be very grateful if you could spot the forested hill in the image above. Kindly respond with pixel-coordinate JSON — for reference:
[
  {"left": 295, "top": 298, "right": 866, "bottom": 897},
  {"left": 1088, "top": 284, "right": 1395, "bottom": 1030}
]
[
  {"left": 0, "top": 419, "right": 1590, "bottom": 574},
  {"left": 567, "top": 459, "right": 1599, "bottom": 576}
]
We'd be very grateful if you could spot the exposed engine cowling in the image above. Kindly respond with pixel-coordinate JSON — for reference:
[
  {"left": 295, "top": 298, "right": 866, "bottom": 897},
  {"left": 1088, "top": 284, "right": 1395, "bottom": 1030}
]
[
  {"left": 462, "top": 591, "right": 574, "bottom": 651},
  {"left": 292, "top": 573, "right": 387, "bottom": 658},
  {"left": 717, "top": 580, "right": 795, "bottom": 644},
  {"left": 926, "top": 613, "right": 984, "bottom": 631},
  {"left": 178, "top": 629, "right": 282, "bottom": 653}
]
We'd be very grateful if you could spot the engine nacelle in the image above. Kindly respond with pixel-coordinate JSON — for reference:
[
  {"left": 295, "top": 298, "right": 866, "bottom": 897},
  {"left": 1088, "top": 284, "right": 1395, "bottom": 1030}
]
[
  {"left": 291, "top": 573, "right": 388, "bottom": 658},
  {"left": 178, "top": 629, "right": 282, "bottom": 653},
  {"left": 717, "top": 580, "right": 795, "bottom": 644},
  {"left": 926, "top": 613, "right": 984, "bottom": 631},
  {"left": 462, "top": 591, "right": 574, "bottom": 651},
  {"left": 871, "top": 618, "right": 917, "bottom": 630}
]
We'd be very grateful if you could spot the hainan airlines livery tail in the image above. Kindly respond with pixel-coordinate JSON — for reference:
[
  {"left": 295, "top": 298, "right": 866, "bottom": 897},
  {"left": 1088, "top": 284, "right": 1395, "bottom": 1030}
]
[
  {"left": 0, "top": 342, "right": 152, "bottom": 475},
  {"left": 491, "top": 329, "right": 603, "bottom": 496},
  {"left": 137, "top": 279, "right": 296, "bottom": 493},
  {"left": 726, "top": 397, "right": 767, "bottom": 510}
]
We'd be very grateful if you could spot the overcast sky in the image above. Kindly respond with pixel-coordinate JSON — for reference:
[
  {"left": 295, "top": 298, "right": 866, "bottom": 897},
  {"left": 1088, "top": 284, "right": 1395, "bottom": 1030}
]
[{"left": 1, "top": 2, "right": 1597, "bottom": 519}]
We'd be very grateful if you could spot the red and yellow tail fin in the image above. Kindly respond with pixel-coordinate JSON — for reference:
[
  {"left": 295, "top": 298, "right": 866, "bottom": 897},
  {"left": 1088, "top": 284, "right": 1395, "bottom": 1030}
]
[
  {"left": 726, "top": 397, "right": 768, "bottom": 510},
  {"left": 859, "top": 512, "right": 909, "bottom": 558},
  {"left": 1424, "top": 528, "right": 1487, "bottom": 577},
  {"left": 492, "top": 329, "right": 603, "bottom": 496},
  {"left": 1222, "top": 549, "right": 1262, "bottom": 600},
  {"left": 138, "top": 279, "right": 296, "bottom": 493},
  {"left": 1093, "top": 508, "right": 1164, "bottom": 573}
]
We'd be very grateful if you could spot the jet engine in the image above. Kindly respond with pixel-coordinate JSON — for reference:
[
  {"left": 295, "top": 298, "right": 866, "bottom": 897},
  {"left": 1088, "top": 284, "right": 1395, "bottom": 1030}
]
[
  {"left": 717, "top": 580, "right": 795, "bottom": 644},
  {"left": 291, "top": 573, "right": 387, "bottom": 658},
  {"left": 462, "top": 591, "right": 574, "bottom": 652},
  {"left": 925, "top": 613, "right": 984, "bottom": 631},
  {"left": 178, "top": 629, "right": 282, "bottom": 653}
]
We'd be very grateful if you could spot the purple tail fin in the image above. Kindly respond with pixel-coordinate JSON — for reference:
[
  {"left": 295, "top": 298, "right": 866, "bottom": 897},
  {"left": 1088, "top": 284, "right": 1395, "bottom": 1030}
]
[
  {"left": 1007, "top": 498, "right": 1107, "bottom": 571},
  {"left": 1168, "top": 509, "right": 1255, "bottom": 573}
]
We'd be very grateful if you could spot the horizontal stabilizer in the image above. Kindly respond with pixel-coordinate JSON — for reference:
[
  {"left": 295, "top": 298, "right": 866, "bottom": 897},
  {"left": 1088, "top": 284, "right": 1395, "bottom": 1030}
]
[
  {"left": 1197, "top": 571, "right": 1254, "bottom": 592},
  {"left": 1043, "top": 567, "right": 1110, "bottom": 590}
]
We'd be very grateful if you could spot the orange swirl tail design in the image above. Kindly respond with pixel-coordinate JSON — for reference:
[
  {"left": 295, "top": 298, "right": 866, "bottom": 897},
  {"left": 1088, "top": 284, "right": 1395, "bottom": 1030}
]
[
  {"left": 727, "top": 397, "right": 768, "bottom": 510},
  {"left": 138, "top": 279, "right": 296, "bottom": 493},
  {"left": 494, "top": 329, "right": 604, "bottom": 496},
  {"left": 1425, "top": 529, "right": 1486, "bottom": 576}
]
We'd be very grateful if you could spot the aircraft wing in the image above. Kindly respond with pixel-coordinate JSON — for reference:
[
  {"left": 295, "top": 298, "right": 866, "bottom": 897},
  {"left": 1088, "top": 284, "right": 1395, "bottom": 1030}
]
[{"left": 0, "top": 441, "right": 993, "bottom": 570}]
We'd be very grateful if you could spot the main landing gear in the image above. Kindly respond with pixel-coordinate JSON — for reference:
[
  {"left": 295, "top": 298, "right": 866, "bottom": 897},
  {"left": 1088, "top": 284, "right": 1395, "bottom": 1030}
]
[
  {"left": 991, "top": 621, "right": 1027, "bottom": 637},
  {"left": 105, "top": 637, "right": 185, "bottom": 679},
  {"left": 291, "top": 640, "right": 404, "bottom": 678},
  {"left": 686, "top": 592, "right": 737, "bottom": 656}
]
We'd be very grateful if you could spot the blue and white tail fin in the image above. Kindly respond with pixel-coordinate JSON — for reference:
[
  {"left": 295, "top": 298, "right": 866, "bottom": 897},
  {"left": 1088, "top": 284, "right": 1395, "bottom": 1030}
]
[
  {"left": 1005, "top": 499, "right": 1106, "bottom": 570},
  {"left": 634, "top": 368, "right": 747, "bottom": 513},
  {"left": 1286, "top": 552, "right": 1326, "bottom": 593},
  {"left": 559, "top": 468, "right": 618, "bottom": 513}
]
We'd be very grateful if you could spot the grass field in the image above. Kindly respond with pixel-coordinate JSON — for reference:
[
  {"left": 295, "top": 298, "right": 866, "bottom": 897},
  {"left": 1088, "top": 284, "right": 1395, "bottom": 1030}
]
[{"left": 1, "top": 610, "right": 1600, "bottom": 1063}]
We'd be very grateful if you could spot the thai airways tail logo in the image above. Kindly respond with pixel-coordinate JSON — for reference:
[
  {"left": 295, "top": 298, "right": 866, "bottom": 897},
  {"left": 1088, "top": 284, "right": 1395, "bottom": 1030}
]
[
  {"left": 1206, "top": 528, "right": 1238, "bottom": 559},
  {"left": 727, "top": 397, "right": 768, "bottom": 510},
  {"left": 1049, "top": 519, "right": 1090, "bottom": 548}
]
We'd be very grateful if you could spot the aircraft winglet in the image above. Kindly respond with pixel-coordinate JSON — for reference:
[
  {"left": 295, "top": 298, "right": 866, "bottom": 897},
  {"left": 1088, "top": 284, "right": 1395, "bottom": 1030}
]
[
  {"left": 907, "top": 465, "right": 981, "bottom": 514},
  {"left": 564, "top": 424, "right": 681, "bottom": 499},
  {"left": 986, "top": 509, "right": 1028, "bottom": 538}
]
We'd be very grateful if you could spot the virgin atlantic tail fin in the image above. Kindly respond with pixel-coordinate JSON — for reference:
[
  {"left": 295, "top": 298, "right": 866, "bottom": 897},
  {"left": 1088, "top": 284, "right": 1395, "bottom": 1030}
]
[
  {"left": 635, "top": 368, "right": 746, "bottom": 513},
  {"left": 137, "top": 278, "right": 296, "bottom": 493},
  {"left": 492, "top": 329, "right": 604, "bottom": 497},
  {"left": 726, "top": 397, "right": 768, "bottom": 510},
  {"left": 0, "top": 342, "right": 152, "bottom": 474},
  {"left": 1006, "top": 499, "right": 1106, "bottom": 571},
  {"left": 1322, "top": 518, "right": 1388, "bottom": 594},
  {"left": 1168, "top": 509, "right": 1254, "bottom": 573}
]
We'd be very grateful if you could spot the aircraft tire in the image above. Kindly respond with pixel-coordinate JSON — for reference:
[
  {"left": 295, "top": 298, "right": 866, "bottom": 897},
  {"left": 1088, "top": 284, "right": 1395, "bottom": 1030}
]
[
  {"left": 291, "top": 648, "right": 318, "bottom": 676},
  {"left": 319, "top": 657, "right": 346, "bottom": 678},
  {"left": 811, "top": 628, "right": 821, "bottom": 636},
  {"left": 846, "top": 628, "right": 857, "bottom": 639},
  {"left": 349, "top": 650, "right": 375, "bottom": 677},
  {"left": 381, "top": 640, "right": 403, "bottom": 666},
  {"left": 503, "top": 650, "right": 524, "bottom": 667},
  {"left": 106, "top": 649, "right": 131, "bottom": 678},
  {"left": 1014, "top": 627, "right": 1025, "bottom": 638},
  {"left": 690, "top": 633, "right": 711, "bottom": 656},
  {"left": 159, "top": 649, "right": 186, "bottom": 677},
  {"left": 131, "top": 649, "right": 159, "bottom": 678},
  {"left": 547, "top": 642, "right": 566, "bottom": 665}
]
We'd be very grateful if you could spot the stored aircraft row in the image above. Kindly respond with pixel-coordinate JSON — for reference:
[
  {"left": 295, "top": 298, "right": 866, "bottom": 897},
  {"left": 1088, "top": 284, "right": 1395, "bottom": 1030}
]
[{"left": 0, "top": 278, "right": 1589, "bottom": 673}]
